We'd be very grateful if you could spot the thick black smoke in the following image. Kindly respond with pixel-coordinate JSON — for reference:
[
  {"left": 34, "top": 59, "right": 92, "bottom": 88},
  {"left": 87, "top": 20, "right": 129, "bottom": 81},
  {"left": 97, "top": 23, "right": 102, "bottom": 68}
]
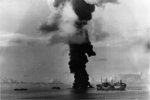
[
  {"left": 39, "top": 0, "right": 118, "bottom": 89},
  {"left": 42, "top": 0, "right": 96, "bottom": 89},
  {"left": 39, "top": 21, "right": 59, "bottom": 33},
  {"left": 72, "top": 0, "right": 95, "bottom": 21},
  {"left": 39, "top": 10, "right": 62, "bottom": 34},
  {"left": 68, "top": 0, "right": 96, "bottom": 89}
]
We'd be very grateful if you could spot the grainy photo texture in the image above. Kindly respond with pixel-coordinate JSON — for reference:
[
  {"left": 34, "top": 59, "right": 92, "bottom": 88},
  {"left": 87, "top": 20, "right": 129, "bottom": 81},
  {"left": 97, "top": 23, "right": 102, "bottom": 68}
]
[{"left": 0, "top": 0, "right": 149, "bottom": 100}]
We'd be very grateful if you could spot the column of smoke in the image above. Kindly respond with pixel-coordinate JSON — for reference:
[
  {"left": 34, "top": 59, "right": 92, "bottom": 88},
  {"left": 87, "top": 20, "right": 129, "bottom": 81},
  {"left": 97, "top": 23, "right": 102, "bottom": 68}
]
[
  {"left": 39, "top": 0, "right": 118, "bottom": 89},
  {"left": 68, "top": 0, "right": 96, "bottom": 89}
]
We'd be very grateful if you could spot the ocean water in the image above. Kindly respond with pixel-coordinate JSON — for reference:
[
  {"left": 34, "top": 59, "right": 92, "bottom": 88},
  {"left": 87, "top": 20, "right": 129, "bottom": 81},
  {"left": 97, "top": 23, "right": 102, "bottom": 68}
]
[{"left": 0, "top": 84, "right": 149, "bottom": 100}]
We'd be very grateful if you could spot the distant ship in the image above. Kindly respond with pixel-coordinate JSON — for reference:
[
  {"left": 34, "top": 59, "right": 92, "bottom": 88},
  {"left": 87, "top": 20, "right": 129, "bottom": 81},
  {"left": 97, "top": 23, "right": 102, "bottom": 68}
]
[
  {"left": 14, "top": 88, "right": 28, "bottom": 91},
  {"left": 96, "top": 79, "right": 126, "bottom": 90}
]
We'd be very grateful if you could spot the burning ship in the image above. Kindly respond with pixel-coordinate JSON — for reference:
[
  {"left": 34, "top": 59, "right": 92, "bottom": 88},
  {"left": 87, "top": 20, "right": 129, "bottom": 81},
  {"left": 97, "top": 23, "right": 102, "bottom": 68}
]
[{"left": 96, "top": 79, "right": 127, "bottom": 90}]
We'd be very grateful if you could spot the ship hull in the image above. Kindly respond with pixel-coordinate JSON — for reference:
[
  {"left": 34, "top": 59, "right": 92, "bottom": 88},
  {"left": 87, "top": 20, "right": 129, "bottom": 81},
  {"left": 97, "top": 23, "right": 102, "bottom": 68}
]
[{"left": 97, "top": 83, "right": 126, "bottom": 91}]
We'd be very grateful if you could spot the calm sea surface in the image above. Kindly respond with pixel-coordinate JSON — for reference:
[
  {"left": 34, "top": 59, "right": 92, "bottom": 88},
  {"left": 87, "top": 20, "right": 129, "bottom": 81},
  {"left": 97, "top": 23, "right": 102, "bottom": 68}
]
[{"left": 1, "top": 85, "right": 149, "bottom": 100}]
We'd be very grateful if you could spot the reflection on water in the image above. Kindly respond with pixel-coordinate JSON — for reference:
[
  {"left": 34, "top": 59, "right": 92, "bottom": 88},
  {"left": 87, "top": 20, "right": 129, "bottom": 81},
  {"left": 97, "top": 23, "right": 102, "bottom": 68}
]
[
  {"left": 1, "top": 86, "right": 150, "bottom": 100},
  {"left": 69, "top": 88, "right": 149, "bottom": 100}
]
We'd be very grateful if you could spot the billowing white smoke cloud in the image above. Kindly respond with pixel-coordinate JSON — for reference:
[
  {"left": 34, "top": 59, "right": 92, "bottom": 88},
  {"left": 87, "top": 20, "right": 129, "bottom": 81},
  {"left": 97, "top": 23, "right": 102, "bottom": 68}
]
[
  {"left": 59, "top": 2, "right": 77, "bottom": 36},
  {"left": 43, "top": 0, "right": 150, "bottom": 72},
  {"left": 41, "top": 0, "right": 120, "bottom": 45},
  {"left": 40, "top": 1, "right": 81, "bottom": 45},
  {"left": 85, "top": 0, "right": 118, "bottom": 6}
]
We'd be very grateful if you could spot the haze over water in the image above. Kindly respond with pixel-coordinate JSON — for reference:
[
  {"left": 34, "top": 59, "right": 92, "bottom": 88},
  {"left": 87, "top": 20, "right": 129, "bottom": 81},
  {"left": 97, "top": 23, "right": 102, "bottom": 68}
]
[{"left": 0, "top": 83, "right": 149, "bottom": 100}]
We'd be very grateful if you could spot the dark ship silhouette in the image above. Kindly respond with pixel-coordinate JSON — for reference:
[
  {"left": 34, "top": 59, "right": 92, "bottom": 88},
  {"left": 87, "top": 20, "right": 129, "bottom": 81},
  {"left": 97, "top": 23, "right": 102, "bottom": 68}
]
[
  {"left": 14, "top": 88, "right": 28, "bottom": 91},
  {"left": 97, "top": 79, "right": 126, "bottom": 90}
]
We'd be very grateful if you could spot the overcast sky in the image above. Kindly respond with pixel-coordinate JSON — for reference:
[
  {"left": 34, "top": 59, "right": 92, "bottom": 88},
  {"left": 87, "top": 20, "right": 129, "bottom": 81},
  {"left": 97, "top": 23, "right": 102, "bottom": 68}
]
[{"left": 0, "top": 0, "right": 149, "bottom": 83}]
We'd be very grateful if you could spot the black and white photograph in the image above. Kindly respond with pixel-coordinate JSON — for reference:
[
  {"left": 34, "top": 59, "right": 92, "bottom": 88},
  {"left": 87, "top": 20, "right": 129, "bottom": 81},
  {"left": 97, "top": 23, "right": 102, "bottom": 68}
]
[{"left": 0, "top": 0, "right": 149, "bottom": 100}]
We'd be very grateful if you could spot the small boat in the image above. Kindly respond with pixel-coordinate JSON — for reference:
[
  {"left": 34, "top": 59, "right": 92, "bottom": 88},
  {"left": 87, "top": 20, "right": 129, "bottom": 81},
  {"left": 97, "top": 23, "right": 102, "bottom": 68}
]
[
  {"left": 14, "top": 88, "right": 28, "bottom": 91},
  {"left": 51, "top": 86, "right": 61, "bottom": 90}
]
